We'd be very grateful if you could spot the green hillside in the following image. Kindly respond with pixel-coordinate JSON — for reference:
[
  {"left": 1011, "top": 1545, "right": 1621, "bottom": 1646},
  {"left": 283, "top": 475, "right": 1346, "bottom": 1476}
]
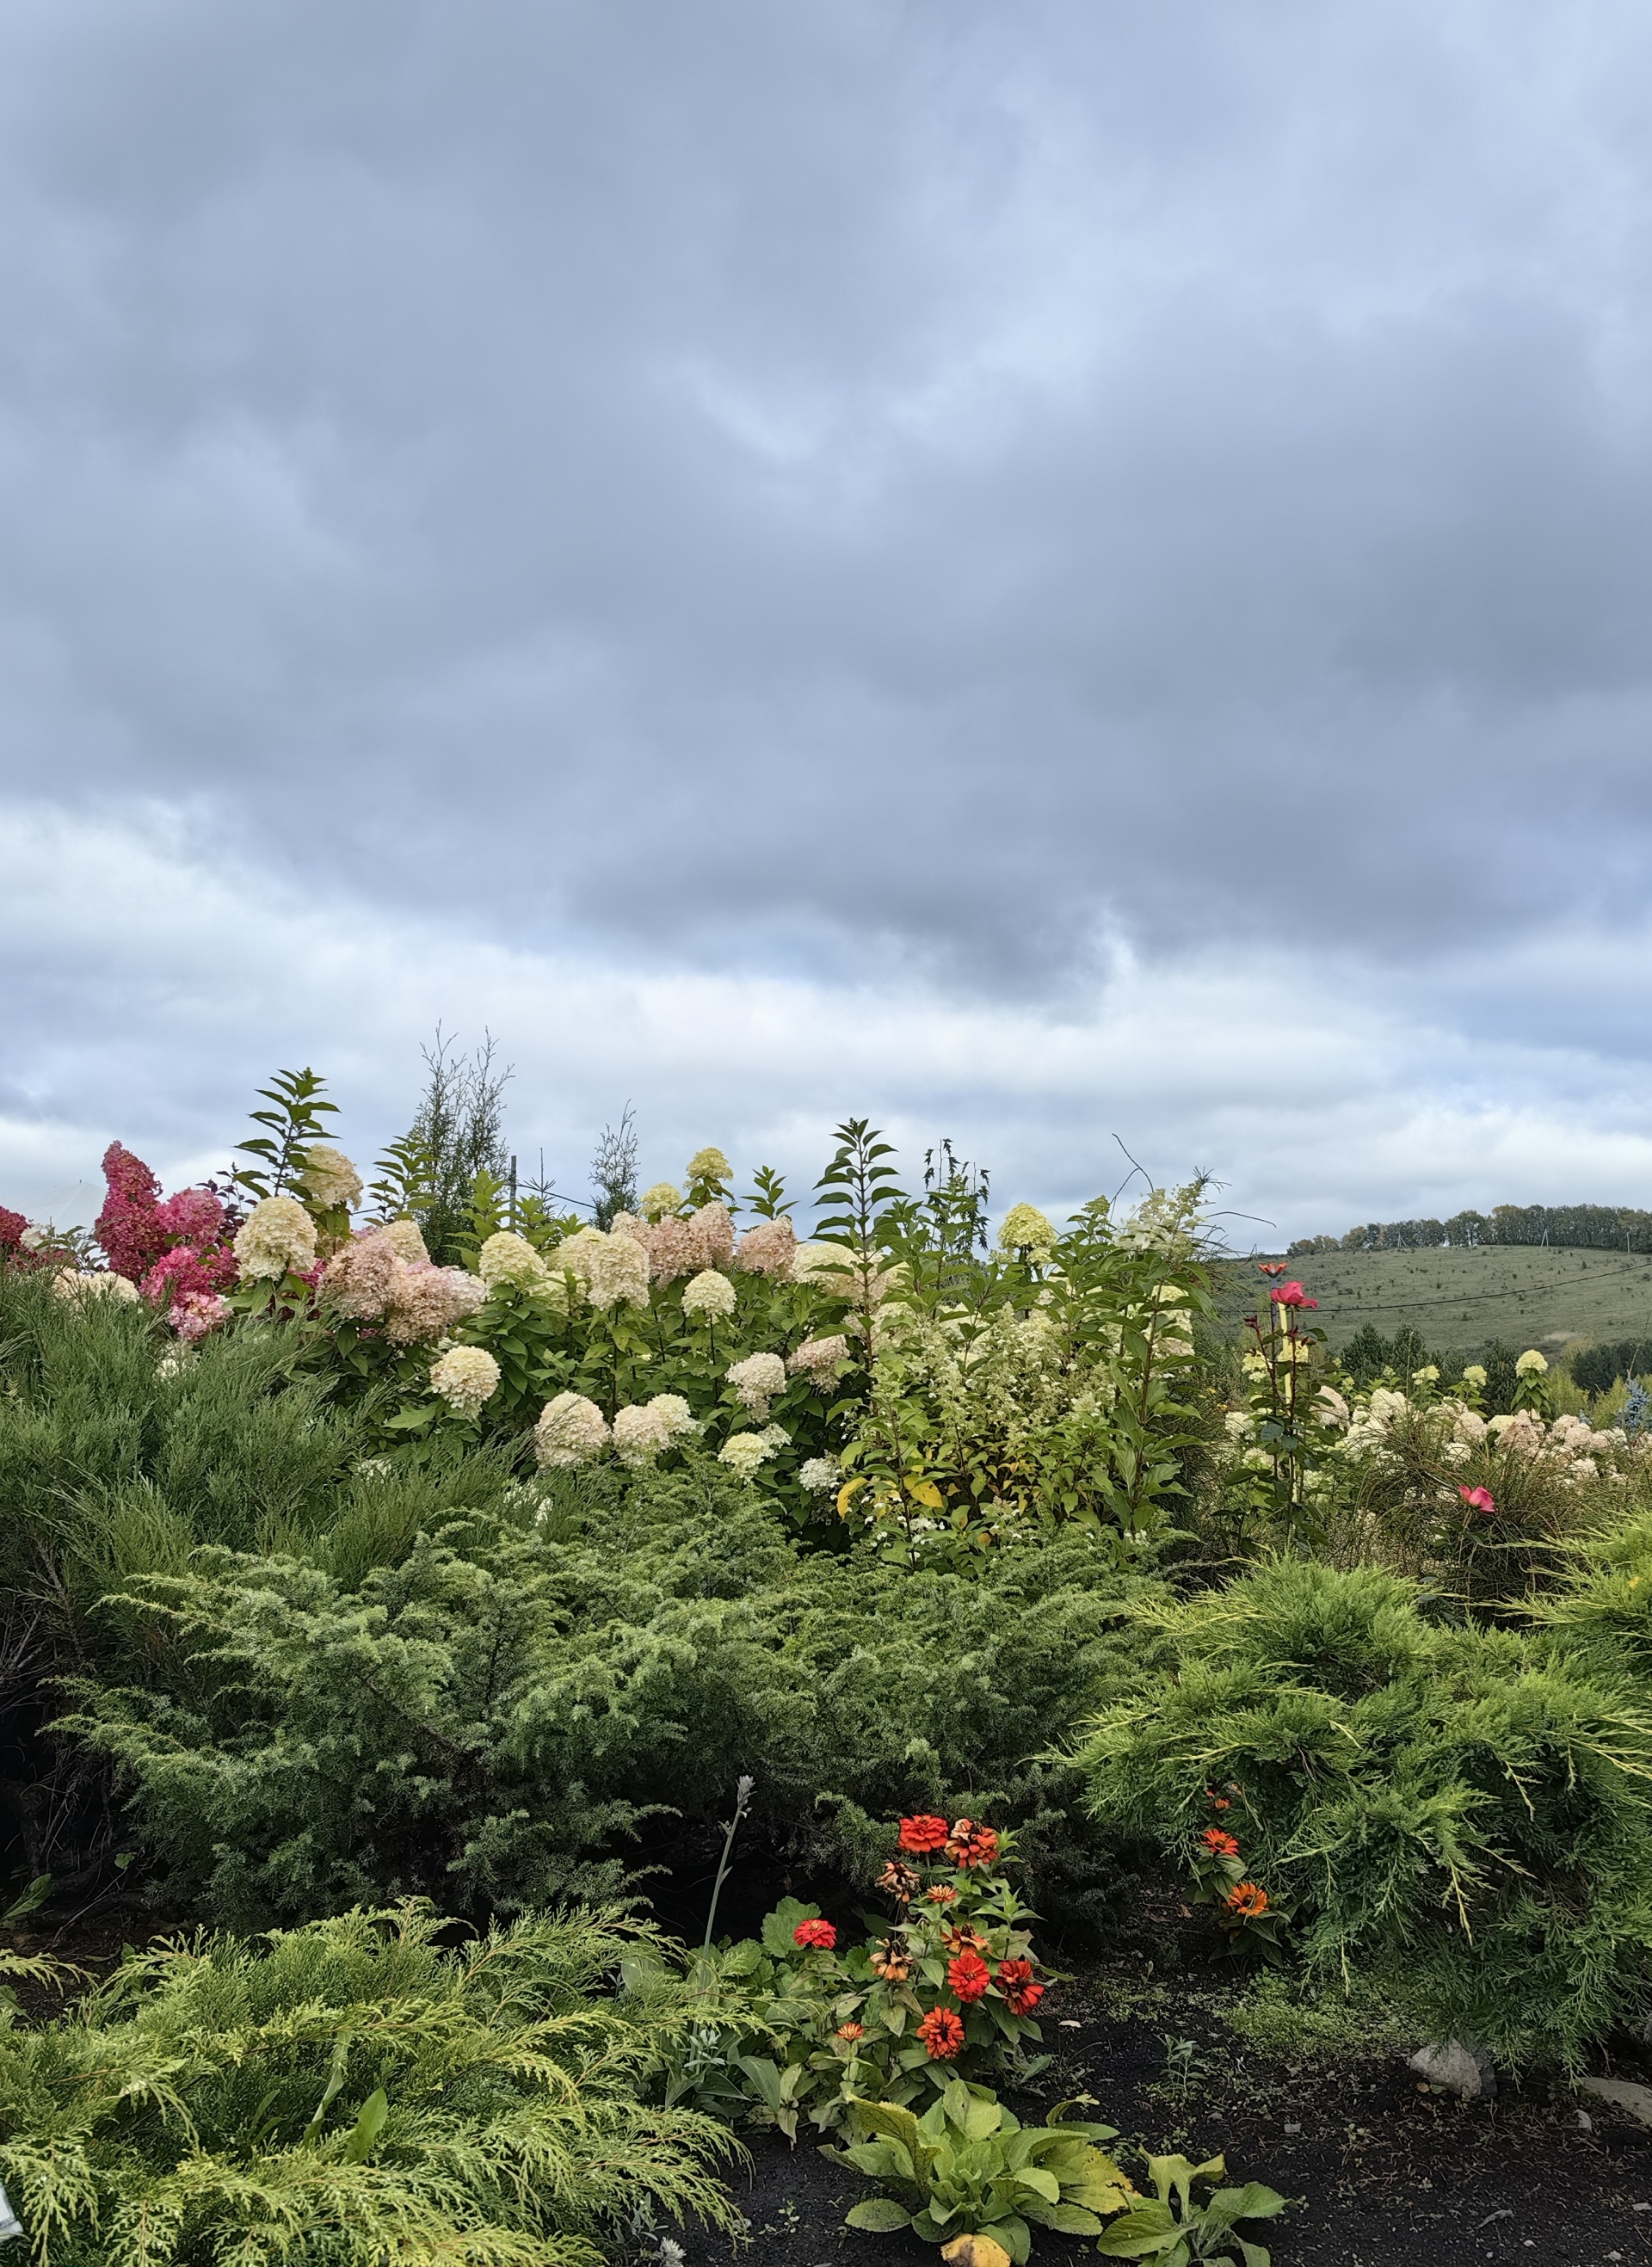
[{"left": 1222, "top": 1244, "right": 1652, "bottom": 1363}]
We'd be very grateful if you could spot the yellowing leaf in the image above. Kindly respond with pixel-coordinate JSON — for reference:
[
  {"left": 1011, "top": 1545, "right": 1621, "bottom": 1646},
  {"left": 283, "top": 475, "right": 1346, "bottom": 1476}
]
[{"left": 941, "top": 2238, "right": 1014, "bottom": 2267}]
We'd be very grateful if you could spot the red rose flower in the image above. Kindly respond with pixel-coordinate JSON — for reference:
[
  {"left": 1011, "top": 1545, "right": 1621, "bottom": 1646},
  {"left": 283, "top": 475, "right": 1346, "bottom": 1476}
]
[
  {"left": 1458, "top": 1485, "right": 1497, "bottom": 1517},
  {"left": 1008, "top": 1981, "right": 1045, "bottom": 2018},
  {"left": 944, "top": 1819, "right": 1000, "bottom": 1870},
  {"left": 1269, "top": 1282, "right": 1318, "bottom": 1309},
  {"left": 898, "top": 1814, "right": 950, "bottom": 1854},
  {"left": 792, "top": 1919, "right": 837, "bottom": 1950},
  {"left": 947, "top": 1950, "right": 992, "bottom": 2003},
  {"left": 1200, "top": 1828, "right": 1240, "bottom": 1857},
  {"left": 917, "top": 2007, "right": 965, "bottom": 2061}
]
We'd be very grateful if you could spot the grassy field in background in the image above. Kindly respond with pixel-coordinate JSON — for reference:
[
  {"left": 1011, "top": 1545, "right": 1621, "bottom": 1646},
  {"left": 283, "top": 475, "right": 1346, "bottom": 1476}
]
[{"left": 1220, "top": 1244, "right": 1652, "bottom": 1362}]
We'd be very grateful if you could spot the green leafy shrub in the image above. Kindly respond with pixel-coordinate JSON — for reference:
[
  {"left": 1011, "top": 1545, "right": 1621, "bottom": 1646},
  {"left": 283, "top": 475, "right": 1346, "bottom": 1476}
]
[
  {"left": 1096, "top": 2153, "right": 1287, "bottom": 2264},
  {"left": 65, "top": 1463, "right": 1152, "bottom": 1925},
  {"left": 1068, "top": 1557, "right": 1652, "bottom": 2067},
  {"left": 833, "top": 2081, "right": 1132, "bottom": 2261},
  {"left": 0, "top": 1900, "right": 740, "bottom": 2266}
]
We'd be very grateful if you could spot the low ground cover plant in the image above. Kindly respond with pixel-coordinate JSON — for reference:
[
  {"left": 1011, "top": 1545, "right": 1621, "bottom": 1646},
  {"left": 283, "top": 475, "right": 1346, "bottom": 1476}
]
[
  {"left": 0, "top": 1900, "right": 739, "bottom": 2267},
  {"left": 1069, "top": 1555, "right": 1652, "bottom": 2068}
]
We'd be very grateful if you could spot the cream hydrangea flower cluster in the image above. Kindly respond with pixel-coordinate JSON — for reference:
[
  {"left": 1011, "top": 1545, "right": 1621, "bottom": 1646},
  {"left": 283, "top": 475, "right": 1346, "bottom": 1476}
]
[
  {"left": 429, "top": 1344, "right": 501, "bottom": 1416},
  {"left": 381, "top": 1217, "right": 429, "bottom": 1262},
  {"left": 639, "top": 1181, "right": 685, "bottom": 1222},
  {"left": 687, "top": 1146, "right": 732, "bottom": 1189},
  {"left": 318, "top": 1228, "right": 486, "bottom": 1343},
  {"left": 726, "top": 1351, "right": 786, "bottom": 1418},
  {"left": 53, "top": 1269, "right": 140, "bottom": 1304},
  {"left": 996, "top": 1203, "right": 1057, "bottom": 1261},
  {"left": 798, "top": 1455, "right": 840, "bottom": 1494},
  {"left": 233, "top": 1196, "right": 317, "bottom": 1281},
  {"left": 534, "top": 1391, "right": 610, "bottom": 1467},
  {"left": 553, "top": 1227, "right": 650, "bottom": 1310},
  {"left": 718, "top": 1426, "right": 786, "bottom": 1481},
  {"left": 478, "top": 1230, "right": 548, "bottom": 1291},
  {"left": 299, "top": 1145, "right": 363, "bottom": 1211},
  {"left": 612, "top": 1394, "right": 700, "bottom": 1466},
  {"left": 681, "top": 1268, "right": 737, "bottom": 1320},
  {"left": 787, "top": 1334, "right": 849, "bottom": 1387},
  {"left": 641, "top": 1204, "right": 735, "bottom": 1283}
]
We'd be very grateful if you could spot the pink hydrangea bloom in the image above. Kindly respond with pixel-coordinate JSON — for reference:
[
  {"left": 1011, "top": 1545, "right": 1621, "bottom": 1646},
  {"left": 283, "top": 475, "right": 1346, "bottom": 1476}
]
[
  {"left": 735, "top": 1218, "right": 798, "bottom": 1279},
  {"left": 96, "top": 1143, "right": 168, "bottom": 1281},
  {"left": 155, "top": 1187, "right": 225, "bottom": 1247},
  {"left": 0, "top": 1207, "right": 26, "bottom": 1258},
  {"left": 318, "top": 1229, "right": 401, "bottom": 1321},
  {"left": 172, "top": 1291, "right": 231, "bottom": 1342},
  {"left": 384, "top": 1260, "right": 487, "bottom": 1344},
  {"left": 140, "top": 1244, "right": 237, "bottom": 1309}
]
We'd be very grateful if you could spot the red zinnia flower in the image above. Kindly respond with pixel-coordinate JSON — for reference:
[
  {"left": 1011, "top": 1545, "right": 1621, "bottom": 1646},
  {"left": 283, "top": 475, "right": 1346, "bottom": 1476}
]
[
  {"left": 947, "top": 1950, "right": 992, "bottom": 2002},
  {"left": 1008, "top": 1981, "right": 1045, "bottom": 2017},
  {"left": 792, "top": 1919, "right": 837, "bottom": 1950},
  {"left": 1225, "top": 1882, "right": 1269, "bottom": 1919},
  {"left": 944, "top": 1819, "right": 1000, "bottom": 1870},
  {"left": 1200, "top": 1828, "right": 1240, "bottom": 1857},
  {"left": 1269, "top": 1282, "right": 1318, "bottom": 1310},
  {"left": 996, "top": 1957, "right": 1034, "bottom": 1991},
  {"left": 898, "top": 1814, "right": 951, "bottom": 1854},
  {"left": 917, "top": 2007, "right": 965, "bottom": 2060},
  {"left": 1458, "top": 1485, "right": 1497, "bottom": 1518}
]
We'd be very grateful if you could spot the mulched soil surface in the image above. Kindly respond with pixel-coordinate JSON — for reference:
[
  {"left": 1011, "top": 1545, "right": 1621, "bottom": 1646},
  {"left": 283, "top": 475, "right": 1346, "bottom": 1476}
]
[{"left": 696, "top": 1961, "right": 1652, "bottom": 2267}]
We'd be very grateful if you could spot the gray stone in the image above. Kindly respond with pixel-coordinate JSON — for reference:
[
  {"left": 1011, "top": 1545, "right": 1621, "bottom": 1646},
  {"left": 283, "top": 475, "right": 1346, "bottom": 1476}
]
[
  {"left": 1577, "top": 2077, "right": 1652, "bottom": 2128},
  {"left": 1408, "top": 2041, "right": 1496, "bottom": 2100}
]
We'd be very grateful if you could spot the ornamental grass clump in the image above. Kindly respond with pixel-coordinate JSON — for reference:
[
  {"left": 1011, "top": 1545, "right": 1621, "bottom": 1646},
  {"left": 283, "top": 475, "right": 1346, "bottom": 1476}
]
[
  {"left": 1068, "top": 1555, "right": 1652, "bottom": 2069},
  {"left": 0, "top": 1901, "right": 741, "bottom": 2267}
]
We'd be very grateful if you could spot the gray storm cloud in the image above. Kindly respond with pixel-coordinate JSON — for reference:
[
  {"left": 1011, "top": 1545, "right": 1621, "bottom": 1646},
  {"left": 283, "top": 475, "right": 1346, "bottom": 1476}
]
[{"left": 3, "top": 0, "right": 1652, "bottom": 1218}]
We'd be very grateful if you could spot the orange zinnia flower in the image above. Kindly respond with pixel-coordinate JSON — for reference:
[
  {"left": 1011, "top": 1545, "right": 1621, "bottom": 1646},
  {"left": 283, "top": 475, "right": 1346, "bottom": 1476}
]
[
  {"left": 835, "top": 2021, "right": 865, "bottom": 2041},
  {"left": 1225, "top": 1881, "right": 1269, "bottom": 1919},
  {"left": 944, "top": 1819, "right": 1001, "bottom": 1870},
  {"left": 917, "top": 2006, "right": 965, "bottom": 2060},
  {"left": 996, "top": 1957, "right": 1034, "bottom": 1991},
  {"left": 1201, "top": 1828, "right": 1240, "bottom": 1857},
  {"left": 1008, "top": 1981, "right": 1045, "bottom": 2017},
  {"left": 925, "top": 1884, "right": 959, "bottom": 1906},
  {"left": 947, "top": 1950, "right": 992, "bottom": 2003},
  {"left": 898, "top": 1814, "right": 951, "bottom": 1854}
]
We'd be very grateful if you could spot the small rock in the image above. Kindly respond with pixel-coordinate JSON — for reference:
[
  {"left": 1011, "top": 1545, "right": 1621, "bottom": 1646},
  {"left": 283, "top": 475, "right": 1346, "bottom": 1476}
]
[
  {"left": 1408, "top": 2040, "right": 1496, "bottom": 2101},
  {"left": 1283, "top": 2121, "right": 1300, "bottom": 2134},
  {"left": 1577, "top": 2110, "right": 1593, "bottom": 2130},
  {"left": 1576, "top": 2077, "right": 1652, "bottom": 2128}
]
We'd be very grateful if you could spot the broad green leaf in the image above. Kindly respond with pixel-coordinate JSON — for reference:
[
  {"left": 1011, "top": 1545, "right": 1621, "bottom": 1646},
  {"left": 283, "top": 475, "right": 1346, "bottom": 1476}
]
[
  {"left": 845, "top": 2199, "right": 912, "bottom": 2233},
  {"left": 343, "top": 2088, "right": 388, "bottom": 2163}
]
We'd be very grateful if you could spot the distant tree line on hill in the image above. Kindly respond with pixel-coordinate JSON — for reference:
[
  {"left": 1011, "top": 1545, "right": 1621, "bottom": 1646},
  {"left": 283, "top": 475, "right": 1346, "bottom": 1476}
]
[{"left": 1288, "top": 1203, "right": 1652, "bottom": 1257}]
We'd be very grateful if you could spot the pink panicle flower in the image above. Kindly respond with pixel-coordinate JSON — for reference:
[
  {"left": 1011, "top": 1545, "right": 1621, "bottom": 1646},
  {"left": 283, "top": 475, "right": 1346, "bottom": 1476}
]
[
  {"left": 140, "top": 1244, "right": 237, "bottom": 1309},
  {"left": 734, "top": 1217, "right": 798, "bottom": 1279},
  {"left": 96, "top": 1143, "right": 168, "bottom": 1281},
  {"left": 1458, "top": 1485, "right": 1498, "bottom": 1518},
  {"left": 155, "top": 1187, "right": 226, "bottom": 1247},
  {"left": 0, "top": 1207, "right": 27, "bottom": 1259},
  {"left": 172, "top": 1291, "right": 231, "bottom": 1342},
  {"left": 1269, "top": 1281, "right": 1318, "bottom": 1310},
  {"left": 318, "top": 1229, "right": 402, "bottom": 1321},
  {"left": 642, "top": 1204, "right": 736, "bottom": 1283}
]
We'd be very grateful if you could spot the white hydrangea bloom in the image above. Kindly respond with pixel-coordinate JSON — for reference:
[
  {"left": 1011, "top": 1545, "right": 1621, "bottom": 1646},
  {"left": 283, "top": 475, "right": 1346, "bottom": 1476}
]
[
  {"left": 640, "top": 1181, "right": 685, "bottom": 1221},
  {"left": 478, "top": 1231, "right": 549, "bottom": 1291},
  {"left": 996, "top": 1202, "right": 1057, "bottom": 1260},
  {"left": 234, "top": 1196, "right": 317, "bottom": 1281},
  {"left": 681, "top": 1268, "right": 737, "bottom": 1319},
  {"left": 611, "top": 1394, "right": 700, "bottom": 1467},
  {"left": 586, "top": 1229, "right": 650, "bottom": 1310},
  {"left": 429, "top": 1345, "right": 501, "bottom": 1416},
  {"left": 727, "top": 1351, "right": 786, "bottom": 1417},
  {"left": 380, "top": 1217, "right": 430, "bottom": 1263},
  {"left": 534, "top": 1391, "right": 610, "bottom": 1468},
  {"left": 551, "top": 1227, "right": 607, "bottom": 1290},
  {"left": 53, "top": 1269, "right": 141, "bottom": 1304},
  {"left": 687, "top": 1146, "right": 732, "bottom": 1186},
  {"left": 798, "top": 1456, "right": 840, "bottom": 1494},
  {"left": 718, "top": 1431, "right": 777, "bottom": 1481},
  {"left": 787, "top": 1334, "right": 849, "bottom": 1386},
  {"left": 1515, "top": 1348, "right": 1549, "bottom": 1376},
  {"left": 300, "top": 1145, "right": 363, "bottom": 1211}
]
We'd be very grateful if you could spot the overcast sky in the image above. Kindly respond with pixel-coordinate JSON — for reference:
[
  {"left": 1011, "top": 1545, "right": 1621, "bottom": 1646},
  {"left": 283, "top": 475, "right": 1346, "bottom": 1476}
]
[{"left": 6, "top": 0, "right": 1652, "bottom": 1241}]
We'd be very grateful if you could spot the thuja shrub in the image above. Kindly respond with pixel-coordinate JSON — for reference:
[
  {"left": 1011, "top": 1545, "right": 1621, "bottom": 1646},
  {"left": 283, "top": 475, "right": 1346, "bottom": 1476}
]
[
  {"left": 1068, "top": 1557, "right": 1652, "bottom": 2069},
  {"left": 0, "top": 1901, "right": 740, "bottom": 2267},
  {"left": 65, "top": 1463, "right": 1153, "bottom": 1926}
]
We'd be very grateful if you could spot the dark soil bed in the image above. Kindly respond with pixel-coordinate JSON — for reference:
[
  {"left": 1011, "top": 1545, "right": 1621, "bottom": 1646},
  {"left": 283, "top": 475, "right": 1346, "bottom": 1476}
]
[{"left": 700, "top": 1962, "right": 1652, "bottom": 2267}]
